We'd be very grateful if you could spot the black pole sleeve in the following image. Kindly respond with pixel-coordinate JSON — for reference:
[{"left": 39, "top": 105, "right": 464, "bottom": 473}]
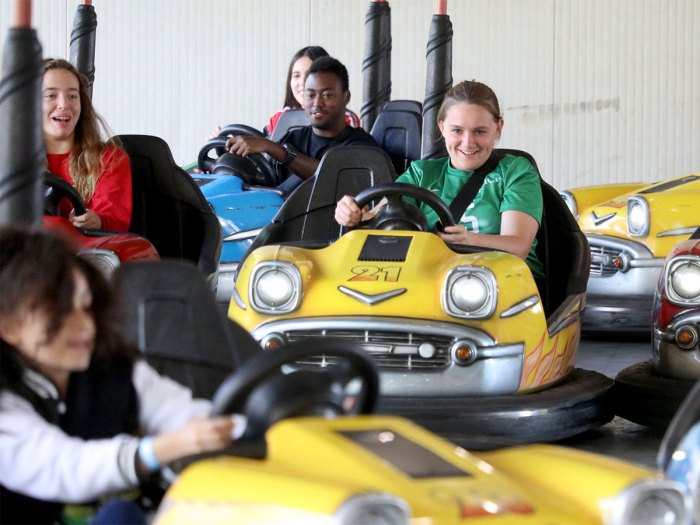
[
  {"left": 422, "top": 14, "right": 452, "bottom": 159},
  {"left": 0, "top": 27, "right": 45, "bottom": 228},
  {"left": 69, "top": 3, "right": 97, "bottom": 98},
  {"left": 361, "top": 1, "right": 392, "bottom": 131}
]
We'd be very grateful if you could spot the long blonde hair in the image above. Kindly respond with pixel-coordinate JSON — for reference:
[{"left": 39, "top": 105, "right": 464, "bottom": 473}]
[{"left": 43, "top": 58, "right": 121, "bottom": 202}]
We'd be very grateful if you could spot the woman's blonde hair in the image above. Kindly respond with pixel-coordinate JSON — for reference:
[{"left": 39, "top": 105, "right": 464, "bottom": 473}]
[
  {"left": 43, "top": 58, "right": 121, "bottom": 202},
  {"left": 437, "top": 80, "right": 502, "bottom": 124}
]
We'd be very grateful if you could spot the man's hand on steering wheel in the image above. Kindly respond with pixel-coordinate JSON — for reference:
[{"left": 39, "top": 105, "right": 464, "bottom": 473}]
[{"left": 225, "top": 135, "right": 273, "bottom": 158}]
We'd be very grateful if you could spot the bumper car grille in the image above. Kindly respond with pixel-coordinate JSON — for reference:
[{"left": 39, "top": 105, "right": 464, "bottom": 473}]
[
  {"left": 286, "top": 329, "right": 453, "bottom": 370},
  {"left": 589, "top": 244, "right": 624, "bottom": 276}
]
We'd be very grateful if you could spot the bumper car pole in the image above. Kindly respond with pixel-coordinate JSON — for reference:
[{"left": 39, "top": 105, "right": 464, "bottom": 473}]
[
  {"left": 421, "top": 0, "right": 452, "bottom": 159},
  {"left": 0, "top": 0, "right": 45, "bottom": 228},
  {"left": 361, "top": 0, "right": 392, "bottom": 131},
  {"left": 69, "top": 0, "right": 97, "bottom": 98}
]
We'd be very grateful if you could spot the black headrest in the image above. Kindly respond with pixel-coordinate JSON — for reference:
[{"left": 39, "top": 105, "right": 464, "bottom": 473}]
[
  {"left": 116, "top": 134, "right": 221, "bottom": 278},
  {"left": 268, "top": 109, "right": 311, "bottom": 142}
]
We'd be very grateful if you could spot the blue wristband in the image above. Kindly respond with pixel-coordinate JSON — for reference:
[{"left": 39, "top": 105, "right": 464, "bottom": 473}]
[{"left": 137, "top": 437, "right": 160, "bottom": 472}]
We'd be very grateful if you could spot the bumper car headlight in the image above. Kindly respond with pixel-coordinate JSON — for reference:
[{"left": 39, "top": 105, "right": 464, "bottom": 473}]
[
  {"left": 607, "top": 479, "right": 690, "bottom": 525},
  {"left": 77, "top": 249, "right": 120, "bottom": 278},
  {"left": 560, "top": 191, "right": 578, "bottom": 218},
  {"left": 249, "top": 261, "right": 301, "bottom": 314},
  {"left": 666, "top": 255, "right": 700, "bottom": 305},
  {"left": 443, "top": 266, "right": 497, "bottom": 319},
  {"left": 335, "top": 493, "right": 409, "bottom": 525},
  {"left": 627, "top": 196, "right": 650, "bottom": 237}
]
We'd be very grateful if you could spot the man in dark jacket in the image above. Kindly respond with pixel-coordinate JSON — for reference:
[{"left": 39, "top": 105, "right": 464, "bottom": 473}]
[{"left": 224, "top": 56, "right": 379, "bottom": 193}]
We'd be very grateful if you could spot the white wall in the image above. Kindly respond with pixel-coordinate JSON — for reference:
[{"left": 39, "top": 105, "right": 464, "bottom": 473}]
[{"left": 2, "top": 0, "right": 698, "bottom": 190}]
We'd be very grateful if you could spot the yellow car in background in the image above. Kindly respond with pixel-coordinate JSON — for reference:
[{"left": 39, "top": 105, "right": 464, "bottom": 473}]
[
  {"left": 229, "top": 148, "right": 611, "bottom": 446},
  {"left": 153, "top": 343, "right": 693, "bottom": 525},
  {"left": 561, "top": 173, "right": 700, "bottom": 333}
]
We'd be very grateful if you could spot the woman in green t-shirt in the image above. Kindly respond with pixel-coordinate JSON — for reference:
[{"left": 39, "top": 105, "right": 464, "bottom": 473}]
[{"left": 334, "top": 80, "right": 543, "bottom": 280}]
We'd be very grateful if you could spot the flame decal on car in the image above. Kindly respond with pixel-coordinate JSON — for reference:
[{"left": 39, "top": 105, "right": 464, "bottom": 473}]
[{"left": 520, "top": 330, "right": 578, "bottom": 389}]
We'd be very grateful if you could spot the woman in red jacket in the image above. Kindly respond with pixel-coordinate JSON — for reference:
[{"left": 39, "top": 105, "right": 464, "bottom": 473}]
[{"left": 43, "top": 58, "right": 132, "bottom": 231}]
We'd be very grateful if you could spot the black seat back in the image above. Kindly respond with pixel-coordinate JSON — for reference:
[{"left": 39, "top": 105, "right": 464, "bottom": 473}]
[
  {"left": 383, "top": 99, "right": 423, "bottom": 115},
  {"left": 370, "top": 109, "right": 422, "bottom": 175},
  {"left": 537, "top": 178, "right": 591, "bottom": 316},
  {"left": 268, "top": 109, "right": 311, "bottom": 142},
  {"left": 497, "top": 149, "right": 590, "bottom": 317},
  {"left": 247, "top": 145, "right": 397, "bottom": 251},
  {"left": 114, "top": 260, "right": 260, "bottom": 399},
  {"left": 117, "top": 134, "right": 222, "bottom": 281}
]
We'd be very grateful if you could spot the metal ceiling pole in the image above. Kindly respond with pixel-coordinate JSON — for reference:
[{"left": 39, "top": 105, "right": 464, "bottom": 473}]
[
  {"left": 421, "top": 0, "right": 452, "bottom": 159},
  {"left": 0, "top": 0, "right": 44, "bottom": 228},
  {"left": 69, "top": 0, "right": 97, "bottom": 98},
  {"left": 361, "top": 0, "right": 392, "bottom": 131}
]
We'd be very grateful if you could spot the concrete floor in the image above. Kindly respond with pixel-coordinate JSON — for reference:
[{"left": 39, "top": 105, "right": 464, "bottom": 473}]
[{"left": 559, "top": 334, "right": 664, "bottom": 470}]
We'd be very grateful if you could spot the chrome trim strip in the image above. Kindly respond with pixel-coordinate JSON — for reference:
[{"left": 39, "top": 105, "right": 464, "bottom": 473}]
[
  {"left": 629, "top": 258, "right": 665, "bottom": 269},
  {"left": 586, "top": 234, "right": 655, "bottom": 259},
  {"left": 252, "top": 316, "right": 499, "bottom": 346},
  {"left": 338, "top": 286, "right": 407, "bottom": 306},
  {"left": 223, "top": 227, "right": 264, "bottom": 242},
  {"left": 500, "top": 295, "right": 540, "bottom": 318},
  {"left": 547, "top": 293, "right": 585, "bottom": 335},
  {"left": 218, "top": 262, "right": 239, "bottom": 274},
  {"left": 657, "top": 226, "right": 700, "bottom": 238},
  {"left": 666, "top": 311, "right": 700, "bottom": 333},
  {"left": 232, "top": 287, "right": 247, "bottom": 310},
  {"left": 591, "top": 211, "right": 617, "bottom": 225}
]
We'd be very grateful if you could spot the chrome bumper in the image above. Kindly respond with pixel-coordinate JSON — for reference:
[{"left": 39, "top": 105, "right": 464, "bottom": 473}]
[
  {"left": 251, "top": 316, "right": 524, "bottom": 396},
  {"left": 584, "top": 235, "right": 664, "bottom": 332},
  {"left": 215, "top": 262, "right": 238, "bottom": 304},
  {"left": 653, "top": 311, "right": 700, "bottom": 379}
]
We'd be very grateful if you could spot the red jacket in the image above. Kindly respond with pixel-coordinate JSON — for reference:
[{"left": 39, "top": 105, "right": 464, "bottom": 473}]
[{"left": 47, "top": 147, "right": 132, "bottom": 231}]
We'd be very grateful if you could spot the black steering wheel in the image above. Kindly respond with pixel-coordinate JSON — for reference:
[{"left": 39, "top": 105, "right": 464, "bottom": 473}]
[
  {"left": 44, "top": 172, "right": 87, "bottom": 217},
  {"left": 211, "top": 341, "right": 379, "bottom": 437},
  {"left": 197, "top": 136, "right": 277, "bottom": 187},
  {"left": 353, "top": 182, "right": 455, "bottom": 232},
  {"left": 213, "top": 123, "right": 266, "bottom": 156}
]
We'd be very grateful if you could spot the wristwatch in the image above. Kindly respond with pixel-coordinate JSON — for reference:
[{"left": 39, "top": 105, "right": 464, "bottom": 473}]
[{"left": 280, "top": 143, "right": 299, "bottom": 167}]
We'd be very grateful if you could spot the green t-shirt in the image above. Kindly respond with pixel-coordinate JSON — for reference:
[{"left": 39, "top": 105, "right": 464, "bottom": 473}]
[{"left": 396, "top": 155, "right": 544, "bottom": 279}]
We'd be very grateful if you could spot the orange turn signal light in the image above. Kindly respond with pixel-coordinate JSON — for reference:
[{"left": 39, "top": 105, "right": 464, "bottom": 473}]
[
  {"left": 453, "top": 345, "right": 475, "bottom": 364},
  {"left": 676, "top": 326, "right": 698, "bottom": 349}
]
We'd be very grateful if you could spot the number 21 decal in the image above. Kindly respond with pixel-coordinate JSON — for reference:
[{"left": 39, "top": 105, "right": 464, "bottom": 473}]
[{"left": 349, "top": 265, "right": 401, "bottom": 282}]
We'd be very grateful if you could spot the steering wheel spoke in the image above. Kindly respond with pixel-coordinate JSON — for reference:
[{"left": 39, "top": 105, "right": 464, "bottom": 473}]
[{"left": 354, "top": 182, "right": 455, "bottom": 232}]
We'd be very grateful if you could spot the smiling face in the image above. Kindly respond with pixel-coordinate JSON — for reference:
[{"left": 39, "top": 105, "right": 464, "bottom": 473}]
[
  {"left": 303, "top": 71, "right": 349, "bottom": 137},
  {"left": 0, "top": 269, "right": 96, "bottom": 393},
  {"left": 290, "top": 55, "right": 313, "bottom": 107},
  {"left": 438, "top": 102, "right": 504, "bottom": 172},
  {"left": 42, "top": 67, "right": 81, "bottom": 152}
]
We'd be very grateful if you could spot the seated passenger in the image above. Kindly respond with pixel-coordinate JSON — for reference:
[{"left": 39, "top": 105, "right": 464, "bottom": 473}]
[
  {"left": 208, "top": 46, "right": 360, "bottom": 140},
  {"left": 224, "top": 56, "right": 379, "bottom": 194},
  {"left": 335, "top": 80, "right": 544, "bottom": 281},
  {"left": 43, "top": 58, "right": 131, "bottom": 231},
  {"left": 0, "top": 228, "right": 241, "bottom": 524},
  {"left": 263, "top": 46, "right": 360, "bottom": 136}
]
